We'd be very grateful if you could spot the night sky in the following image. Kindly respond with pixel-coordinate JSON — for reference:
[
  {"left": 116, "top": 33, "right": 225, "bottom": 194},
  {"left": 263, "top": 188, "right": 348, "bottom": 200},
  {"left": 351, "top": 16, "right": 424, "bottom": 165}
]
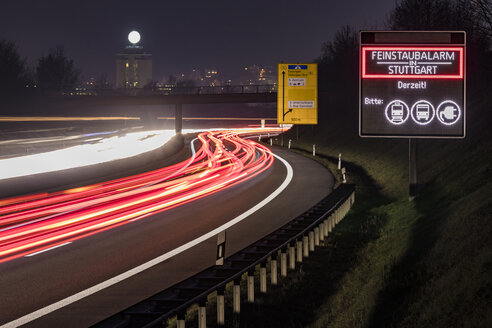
[{"left": 0, "top": 0, "right": 396, "bottom": 83}]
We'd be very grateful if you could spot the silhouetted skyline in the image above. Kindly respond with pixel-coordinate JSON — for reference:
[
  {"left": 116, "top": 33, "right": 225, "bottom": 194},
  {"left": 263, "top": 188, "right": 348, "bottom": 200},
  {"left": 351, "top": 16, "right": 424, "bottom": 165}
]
[{"left": 0, "top": 0, "right": 396, "bottom": 82}]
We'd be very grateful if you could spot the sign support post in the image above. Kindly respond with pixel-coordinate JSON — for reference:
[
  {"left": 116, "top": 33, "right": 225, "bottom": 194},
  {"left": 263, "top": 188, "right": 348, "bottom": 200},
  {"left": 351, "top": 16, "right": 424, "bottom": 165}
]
[
  {"left": 359, "top": 31, "right": 466, "bottom": 200},
  {"left": 409, "top": 139, "right": 418, "bottom": 199}
]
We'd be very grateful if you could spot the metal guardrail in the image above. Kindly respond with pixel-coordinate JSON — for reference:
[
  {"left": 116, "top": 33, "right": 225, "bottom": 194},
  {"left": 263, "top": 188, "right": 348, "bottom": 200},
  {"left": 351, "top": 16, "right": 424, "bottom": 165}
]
[{"left": 93, "top": 183, "right": 355, "bottom": 328}]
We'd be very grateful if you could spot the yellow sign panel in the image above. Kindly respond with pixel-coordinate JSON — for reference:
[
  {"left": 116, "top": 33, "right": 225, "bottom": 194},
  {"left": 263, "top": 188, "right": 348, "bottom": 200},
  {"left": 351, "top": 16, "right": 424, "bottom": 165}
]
[{"left": 277, "top": 63, "right": 318, "bottom": 124}]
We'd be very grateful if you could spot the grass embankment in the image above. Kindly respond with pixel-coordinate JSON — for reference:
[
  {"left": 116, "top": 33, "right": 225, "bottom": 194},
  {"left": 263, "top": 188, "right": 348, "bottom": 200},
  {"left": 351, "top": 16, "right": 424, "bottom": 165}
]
[
  {"left": 172, "top": 104, "right": 491, "bottom": 327},
  {"left": 190, "top": 98, "right": 491, "bottom": 327},
  {"left": 275, "top": 98, "right": 491, "bottom": 326},
  {"left": 282, "top": 134, "right": 492, "bottom": 328}
]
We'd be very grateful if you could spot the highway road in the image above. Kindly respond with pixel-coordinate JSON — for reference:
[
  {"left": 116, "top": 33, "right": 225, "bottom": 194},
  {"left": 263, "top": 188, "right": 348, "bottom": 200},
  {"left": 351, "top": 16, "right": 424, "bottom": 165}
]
[{"left": 0, "top": 130, "right": 334, "bottom": 327}]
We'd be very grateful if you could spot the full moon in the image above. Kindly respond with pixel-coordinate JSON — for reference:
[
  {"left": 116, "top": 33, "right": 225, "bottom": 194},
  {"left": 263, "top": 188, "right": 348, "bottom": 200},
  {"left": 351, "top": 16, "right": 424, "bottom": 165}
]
[{"left": 128, "top": 31, "right": 141, "bottom": 44}]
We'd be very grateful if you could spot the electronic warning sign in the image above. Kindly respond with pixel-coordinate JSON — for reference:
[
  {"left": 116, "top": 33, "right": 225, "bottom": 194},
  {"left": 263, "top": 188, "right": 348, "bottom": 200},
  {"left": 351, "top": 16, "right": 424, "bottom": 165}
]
[
  {"left": 278, "top": 63, "right": 317, "bottom": 124},
  {"left": 359, "top": 31, "right": 466, "bottom": 138}
]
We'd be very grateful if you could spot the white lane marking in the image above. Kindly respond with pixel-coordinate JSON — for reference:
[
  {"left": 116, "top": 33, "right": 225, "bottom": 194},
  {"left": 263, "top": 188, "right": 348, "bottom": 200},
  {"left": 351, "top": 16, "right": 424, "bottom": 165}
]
[
  {"left": 24, "top": 242, "right": 72, "bottom": 257},
  {"left": 1, "top": 152, "right": 293, "bottom": 328},
  {"left": 190, "top": 137, "right": 198, "bottom": 156}
]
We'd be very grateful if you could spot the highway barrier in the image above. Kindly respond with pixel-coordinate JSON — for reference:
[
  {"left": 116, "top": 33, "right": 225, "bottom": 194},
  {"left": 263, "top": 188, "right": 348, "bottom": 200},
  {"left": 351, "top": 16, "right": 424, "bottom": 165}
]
[{"left": 94, "top": 184, "right": 355, "bottom": 328}]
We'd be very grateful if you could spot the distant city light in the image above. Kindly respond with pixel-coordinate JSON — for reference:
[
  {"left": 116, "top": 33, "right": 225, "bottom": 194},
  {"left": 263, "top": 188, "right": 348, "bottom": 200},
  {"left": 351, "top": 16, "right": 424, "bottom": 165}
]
[{"left": 128, "top": 31, "right": 141, "bottom": 44}]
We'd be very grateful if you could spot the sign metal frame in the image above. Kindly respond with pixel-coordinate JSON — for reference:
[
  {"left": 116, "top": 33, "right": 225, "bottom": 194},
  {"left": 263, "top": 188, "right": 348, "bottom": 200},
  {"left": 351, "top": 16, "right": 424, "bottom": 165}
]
[
  {"left": 359, "top": 31, "right": 466, "bottom": 139},
  {"left": 277, "top": 63, "right": 318, "bottom": 125}
]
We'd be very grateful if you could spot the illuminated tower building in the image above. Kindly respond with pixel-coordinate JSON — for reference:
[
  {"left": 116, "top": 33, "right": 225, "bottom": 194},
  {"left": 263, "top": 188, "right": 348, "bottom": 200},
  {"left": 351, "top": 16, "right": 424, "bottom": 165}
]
[{"left": 116, "top": 31, "right": 152, "bottom": 89}]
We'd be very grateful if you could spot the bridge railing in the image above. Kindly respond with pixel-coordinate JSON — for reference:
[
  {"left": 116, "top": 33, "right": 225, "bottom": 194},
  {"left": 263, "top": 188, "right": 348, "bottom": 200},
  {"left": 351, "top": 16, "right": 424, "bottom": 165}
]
[{"left": 155, "top": 84, "right": 277, "bottom": 96}]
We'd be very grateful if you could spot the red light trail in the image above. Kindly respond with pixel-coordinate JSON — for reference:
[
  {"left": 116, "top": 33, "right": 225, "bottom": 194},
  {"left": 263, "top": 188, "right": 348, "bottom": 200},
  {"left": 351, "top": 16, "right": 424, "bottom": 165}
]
[{"left": 0, "top": 128, "right": 282, "bottom": 264}]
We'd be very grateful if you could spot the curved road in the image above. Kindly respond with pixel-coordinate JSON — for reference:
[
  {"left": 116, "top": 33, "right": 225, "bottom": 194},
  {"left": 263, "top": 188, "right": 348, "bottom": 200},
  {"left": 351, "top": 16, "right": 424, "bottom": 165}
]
[{"left": 0, "top": 144, "right": 334, "bottom": 327}]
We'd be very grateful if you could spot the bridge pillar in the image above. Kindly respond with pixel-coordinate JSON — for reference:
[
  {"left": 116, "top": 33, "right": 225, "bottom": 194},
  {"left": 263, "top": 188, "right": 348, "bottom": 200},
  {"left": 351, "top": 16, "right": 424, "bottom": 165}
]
[{"left": 175, "top": 103, "right": 183, "bottom": 134}]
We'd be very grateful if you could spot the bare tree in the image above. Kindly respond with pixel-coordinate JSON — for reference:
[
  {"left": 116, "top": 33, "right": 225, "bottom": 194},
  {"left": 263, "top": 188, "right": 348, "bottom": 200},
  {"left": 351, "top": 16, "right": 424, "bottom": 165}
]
[
  {"left": 317, "top": 25, "right": 358, "bottom": 96},
  {"left": 166, "top": 74, "right": 177, "bottom": 85},
  {"left": 471, "top": 0, "right": 492, "bottom": 40},
  {"left": 0, "top": 40, "right": 28, "bottom": 99},
  {"left": 388, "top": 0, "right": 469, "bottom": 30},
  {"left": 389, "top": 0, "right": 491, "bottom": 43},
  {"left": 37, "top": 46, "right": 79, "bottom": 93},
  {"left": 95, "top": 73, "right": 111, "bottom": 91},
  {"left": 316, "top": 25, "right": 359, "bottom": 125}
]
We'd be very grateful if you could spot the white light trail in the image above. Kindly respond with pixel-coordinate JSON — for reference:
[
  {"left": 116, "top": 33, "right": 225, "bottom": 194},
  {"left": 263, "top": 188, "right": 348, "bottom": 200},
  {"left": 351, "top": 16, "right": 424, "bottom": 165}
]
[
  {"left": 0, "top": 125, "right": 290, "bottom": 181},
  {"left": 0, "top": 130, "right": 175, "bottom": 180}
]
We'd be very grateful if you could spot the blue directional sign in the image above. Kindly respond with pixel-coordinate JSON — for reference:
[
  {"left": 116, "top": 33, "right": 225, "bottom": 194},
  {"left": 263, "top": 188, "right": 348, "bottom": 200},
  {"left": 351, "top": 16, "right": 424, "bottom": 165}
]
[{"left": 288, "top": 65, "right": 308, "bottom": 70}]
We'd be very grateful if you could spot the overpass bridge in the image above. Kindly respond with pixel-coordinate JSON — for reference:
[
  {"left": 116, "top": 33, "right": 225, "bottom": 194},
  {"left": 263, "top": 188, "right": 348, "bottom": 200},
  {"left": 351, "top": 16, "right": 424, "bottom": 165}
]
[
  {"left": 4, "top": 85, "right": 277, "bottom": 133},
  {"left": 150, "top": 84, "right": 277, "bottom": 132}
]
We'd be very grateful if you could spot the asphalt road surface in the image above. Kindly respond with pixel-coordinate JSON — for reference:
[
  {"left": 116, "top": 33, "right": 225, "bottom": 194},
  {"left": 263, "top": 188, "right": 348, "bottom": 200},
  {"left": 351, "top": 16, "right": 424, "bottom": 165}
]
[{"left": 0, "top": 146, "right": 334, "bottom": 327}]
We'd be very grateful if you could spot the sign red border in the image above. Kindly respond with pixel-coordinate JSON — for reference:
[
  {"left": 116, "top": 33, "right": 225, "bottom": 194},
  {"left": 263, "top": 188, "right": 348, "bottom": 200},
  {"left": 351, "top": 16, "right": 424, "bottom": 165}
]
[{"left": 362, "top": 46, "right": 464, "bottom": 79}]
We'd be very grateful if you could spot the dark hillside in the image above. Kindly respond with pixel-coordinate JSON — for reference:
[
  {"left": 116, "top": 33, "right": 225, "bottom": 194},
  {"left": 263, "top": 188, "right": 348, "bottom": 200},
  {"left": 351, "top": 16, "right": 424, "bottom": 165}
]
[{"left": 231, "top": 1, "right": 492, "bottom": 326}]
